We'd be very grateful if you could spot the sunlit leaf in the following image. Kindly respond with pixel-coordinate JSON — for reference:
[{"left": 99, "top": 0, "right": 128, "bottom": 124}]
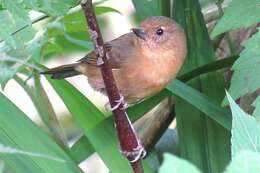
[
  {"left": 36, "top": 0, "right": 77, "bottom": 16},
  {"left": 226, "top": 91, "right": 260, "bottom": 156},
  {"left": 1, "top": 0, "right": 31, "bottom": 24},
  {"left": 226, "top": 30, "right": 260, "bottom": 104},
  {"left": 211, "top": 0, "right": 260, "bottom": 37},
  {"left": 0, "top": 92, "right": 82, "bottom": 173},
  {"left": 159, "top": 153, "right": 201, "bottom": 173},
  {"left": 225, "top": 150, "right": 260, "bottom": 173},
  {"left": 252, "top": 96, "right": 260, "bottom": 121}
]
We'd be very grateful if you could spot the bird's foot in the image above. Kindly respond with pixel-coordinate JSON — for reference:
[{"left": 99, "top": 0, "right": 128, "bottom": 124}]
[
  {"left": 120, "top": 144, "right": 147, "bottom": 163},
  {"left": 105, "top": 94, "right": 128, "bottom": 111}
]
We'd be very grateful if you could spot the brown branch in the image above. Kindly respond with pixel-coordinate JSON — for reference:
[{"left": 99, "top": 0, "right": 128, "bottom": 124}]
[{"left": 80, "top": 0, "right": 145, "bottom": 172}]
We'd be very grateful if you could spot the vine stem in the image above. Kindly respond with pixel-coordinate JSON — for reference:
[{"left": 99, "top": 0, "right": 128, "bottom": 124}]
[{"left": 80, "top": 0, "right": 145, "bottom": 172}]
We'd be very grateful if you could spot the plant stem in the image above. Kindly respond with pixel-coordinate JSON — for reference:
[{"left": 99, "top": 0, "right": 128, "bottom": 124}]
[{"left": 80, "top": 0, "right": 145, "bottom": 172}]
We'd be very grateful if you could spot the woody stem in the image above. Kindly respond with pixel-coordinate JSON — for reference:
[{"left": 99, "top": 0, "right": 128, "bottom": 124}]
[{"left": 80, "top": 0, "right": 145, "bottom": 173}]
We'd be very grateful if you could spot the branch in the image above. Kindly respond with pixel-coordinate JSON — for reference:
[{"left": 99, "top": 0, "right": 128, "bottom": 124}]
[{"left": 80, "top": 0, "right": 145, "bottom": 172}]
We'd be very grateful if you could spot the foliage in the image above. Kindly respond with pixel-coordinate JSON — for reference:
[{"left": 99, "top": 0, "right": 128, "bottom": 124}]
[
  {"left": 158, "top": 93, "right": 260, "bottom": 173},
  {"left": 0, "top": 0, "right": 260, "bottom": 172},
  {"left": 211, "top": 0, "right": 260, "bottom": 37}
]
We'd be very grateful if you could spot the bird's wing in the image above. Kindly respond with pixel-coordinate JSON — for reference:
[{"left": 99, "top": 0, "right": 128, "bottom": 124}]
[{"left": 78, "top": 33, "right": 138, "bottom": 69}]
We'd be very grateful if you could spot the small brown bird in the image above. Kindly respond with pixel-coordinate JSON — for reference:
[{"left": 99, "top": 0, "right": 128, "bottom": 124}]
[{"left": 42, "top": 16, "right": 187, "bottom": 105}]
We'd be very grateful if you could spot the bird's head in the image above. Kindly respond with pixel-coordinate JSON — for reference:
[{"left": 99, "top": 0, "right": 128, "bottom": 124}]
[{"left": 132, "top": 16, "right": 187, "bottom": 60}]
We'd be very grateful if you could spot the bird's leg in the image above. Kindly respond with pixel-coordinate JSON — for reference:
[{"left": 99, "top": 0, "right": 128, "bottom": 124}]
[
  {"left": 105, "top": 94, "right": 128, "bottom": 111},
  {"left": 119, "top": 141, "right": 147, "bottom": 163}
]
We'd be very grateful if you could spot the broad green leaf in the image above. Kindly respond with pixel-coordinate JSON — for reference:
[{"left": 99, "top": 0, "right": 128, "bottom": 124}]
[
  {"left": 227, "top": 92, "right": 260, "bottom": 156},
  {"left": 36, "top": 0, "right": 77, "bottom": 16},
  {"left": 225, "top": 150, "right": 260, "bottom": 173},
  {"left": 1, "top": 0, "right": 31, "bottom": 24},
  {"left": 167, "top": 80, "right": 231, "bottom": 130},
  {"left": 131, "top": 0, "right": 170, "bottom": 21},
  {"left": 0, "top": 29, "right": 47, "bottom": 88},
  {"left": 159, "top": 153, "right": 201, "bottom": 173},
  {"left": 173, "top": 0, "right": 231, "bottom": 172},
  {"left": 227, "top": 30, "right": 260, "bottom": 102},
  {"left": 211, "top": 0, "right": 260, "bottom": 37},
  {"left": 0, "top": 10, "right": 34, "bottom": 48},
  {"left": 59, "top": 6, "right": 120, "bottom": 34},
  {"left": 0, "top": 92, "right": 82, "bottom": 173},
  {"left": 26, "top": 30, "right": 49, "bottom": 61}
]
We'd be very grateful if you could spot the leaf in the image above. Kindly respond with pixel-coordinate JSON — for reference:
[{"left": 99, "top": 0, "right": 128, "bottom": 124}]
[
  {"left": 131, "top": 0, "right": 170, "bottom": 21},
  {"left": 1, "top": 0, "right": 31, "bottom": 24},
  {"left": 172, "top": 0, "right": 231, "bottom": 172},
  {"left": 226, "top": 30, "right": 260, "bottom": 103},
  {"left": 68, "top": 89, "right": 170, "bottom": 164},
  {"left": 211, "top": 0, "right": 260, "bottom": 37},
  {"left": 0, "top": 29, "right": 48, "bottom": 88},
  {"left": 26, "top": 29, "right": 49, "bottom": 61},
  {"left": 60, "top": 6, "right": 120, "bottom": 34},
  {"left": 0, "top": 10, "right": 34, "bottom": 48},
  {"left": 225, "top": 150, "right": 260, "bottom": 173},
  {"left": 36, "top": 0, "right": 77, "bottom": 16},
  {"left": 68, "top": 136, "right": 94, "bottom": 164},
  {"left": 226, "top": 91, "right": 260, "bottom": 156},
  {"left": 252, "top": 96, "right": 260, "bottom": 120},
  {"left": 167, "top": 80, "right": 231, "bottom": 130},
  {"left": 159, "top": 153, "right": 201, "bottom": 173},
  {"left": 0, "top": 92, "right": 82, "bottom": 173},
  {"left": 0, "top": 63, "right": 17, "bottom": 89}
]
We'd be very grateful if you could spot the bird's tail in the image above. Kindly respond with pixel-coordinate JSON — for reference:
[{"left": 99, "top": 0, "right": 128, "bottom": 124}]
[{"left": 40, "top": 63, "right": 81, "bottom": 79}]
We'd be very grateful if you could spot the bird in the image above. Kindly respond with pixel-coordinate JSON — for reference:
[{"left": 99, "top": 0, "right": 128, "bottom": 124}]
[{"left": 41, "top": 16, "right": 187, "bottom": 106}]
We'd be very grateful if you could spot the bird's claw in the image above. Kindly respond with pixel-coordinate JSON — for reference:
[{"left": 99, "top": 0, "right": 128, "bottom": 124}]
[
  {"left": 120, "top": 145, "right": 147, "bottom": 163},
  {"left": 105, "top": 94, "right": 127, "bottom": 111}
]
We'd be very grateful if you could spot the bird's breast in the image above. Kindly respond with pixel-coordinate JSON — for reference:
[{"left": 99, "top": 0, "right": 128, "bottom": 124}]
[{"left": 117, "top": 55, "right": 182, "bottom": 102}]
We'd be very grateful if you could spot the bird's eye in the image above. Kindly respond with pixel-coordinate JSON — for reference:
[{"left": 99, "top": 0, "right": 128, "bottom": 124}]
[{"left": 156, "top": 28, "right": 164, "bottom": 36}]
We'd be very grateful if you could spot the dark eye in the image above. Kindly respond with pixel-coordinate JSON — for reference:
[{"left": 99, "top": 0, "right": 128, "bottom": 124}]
[{"left": 156, "top": 28, "right": 164, "bottom": 36}]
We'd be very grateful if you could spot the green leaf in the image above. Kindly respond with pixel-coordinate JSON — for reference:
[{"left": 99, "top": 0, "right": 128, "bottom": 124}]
[
  {"left": 252, "top": 96, "right": 260, "bottom": 121},
  {"left": 159, "top": 153, "right": 201, "bottom": 173},
  {"left": 226, "top": 30, "right": 260, "bottom": 103},
  {"left": 0, "top": 10, "right": 34, "bottom": 48},
  {"left": 227, "top": 91, "right": 260, "bottom": 156},
  {"left": 172, "top": 0, "right": 231, "bottom": 172},
  {"left": 131, "top": 0, "right": 170, "bottom": 21},
  {"left": 68, "top": 136, "right": 94, "bottom": 164},
  {"left": 167, "top": 80, "right": 231, "bottom": 130},
  {"left": 0, "top": 92, "right": 82, "bottom": 173},
  {"left": 211, "top": 0, "right": 260, "bottom": 37},
  {"left": 95, "top": 6, "right": 121, "bottom": 14},
  {"left": 0, "top": 63, "right": 17, "bottom": 89},
  {"left": 26, "top": 30, "right": 49, "bottom": 61},
  {"left": 1, "top": 0, "right": 31, "bottom": 24},
  {"left": 36, "top": 0, "right": 77, "bottom": 16},
  {"left": 225, "top": 150, "right": 260, "bottom": 173}
]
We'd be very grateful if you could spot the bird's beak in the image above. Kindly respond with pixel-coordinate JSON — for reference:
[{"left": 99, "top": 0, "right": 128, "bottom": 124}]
[{"left": 131, "top": 28, "right": 146, "bottom": 40}]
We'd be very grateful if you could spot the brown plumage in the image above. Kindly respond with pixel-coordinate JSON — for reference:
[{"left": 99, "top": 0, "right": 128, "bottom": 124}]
[{"left": 42, "top": 16, "right": 187, "bottom": 104}]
